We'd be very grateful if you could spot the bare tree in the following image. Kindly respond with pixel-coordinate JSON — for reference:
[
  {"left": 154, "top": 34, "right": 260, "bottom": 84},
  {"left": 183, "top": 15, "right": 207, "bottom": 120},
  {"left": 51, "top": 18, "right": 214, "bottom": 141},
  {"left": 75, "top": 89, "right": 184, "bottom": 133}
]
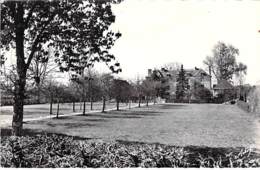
[
  {"left": 132, "top": 76, "right": 144, "bottom": 108},
  {"left": 99, "top": 73, "right": 114, "bottom": 112},
  {"left": 68, "top": 81, "right": 81, "bottom": 112},
  {"left": 43, "top": 77, "right": 57, "bottom": 115},
  {"left": 141, "top": 79, "right": 158, "bottom": 106},
  {"left": 71, "top": 68, "right": 98, "bottom": 115},
  {"left": 0, "top": 64, "right": 17, "bottom": 97},
  {"left": 27, "top": 50, "right": 58, "bottom": 104},
  {"left": 235, "top": 62, "right": 247, "bottom": 100}
]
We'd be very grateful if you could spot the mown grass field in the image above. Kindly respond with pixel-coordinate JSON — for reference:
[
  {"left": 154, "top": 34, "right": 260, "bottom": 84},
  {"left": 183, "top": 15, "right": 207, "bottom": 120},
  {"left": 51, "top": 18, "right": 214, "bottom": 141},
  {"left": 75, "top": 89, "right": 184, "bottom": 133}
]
[
  {"left": 1, "top": 103, "right": 260, "bottom": 167},
  {"left": 2, "top": 103, "right": 259, "bottom": 148},
  {"left": 0, "top": 102, "right": 129, "bottom": 127}
]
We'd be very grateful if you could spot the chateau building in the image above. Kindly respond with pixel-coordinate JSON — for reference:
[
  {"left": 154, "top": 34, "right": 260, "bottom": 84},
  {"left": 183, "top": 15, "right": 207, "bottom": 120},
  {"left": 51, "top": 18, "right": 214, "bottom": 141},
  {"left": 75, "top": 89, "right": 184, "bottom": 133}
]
[{"left": 146, "top": 67, "right": 212, "bottom": 102}]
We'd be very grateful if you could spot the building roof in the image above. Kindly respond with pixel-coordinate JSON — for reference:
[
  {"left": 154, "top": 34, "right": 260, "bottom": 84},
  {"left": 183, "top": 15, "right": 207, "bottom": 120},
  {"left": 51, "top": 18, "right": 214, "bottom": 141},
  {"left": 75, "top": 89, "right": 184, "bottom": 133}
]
[
  {"left": 147, "top": 67, "right": 210, "bottom": 80},
  {"left": 186, "top": 68, "right": 210, "bottom": 78},
  {"left": 213, "top": 79, "right": 234, "bottom": 90}
]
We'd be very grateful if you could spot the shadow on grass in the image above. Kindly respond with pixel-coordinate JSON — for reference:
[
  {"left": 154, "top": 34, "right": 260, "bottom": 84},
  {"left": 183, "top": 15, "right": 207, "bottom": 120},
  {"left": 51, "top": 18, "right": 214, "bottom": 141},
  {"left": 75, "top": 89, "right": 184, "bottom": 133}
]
[
  {"left": 85, "top": 118, "right": 107, "bottom": 122},
  {"left": 111, "top": 110, "right": 161, "bottom": 116},
  {"left": 27, "top": 116, "right": 106, "bottom": 129},
  {"left": 76, "top": 110, "right": 161, "bottom": 119},
  {"left": 51, "top": 116, "right": 75, "bottom": 120},
  {"left": 77, "top": 114, "right": 142, "bottom": 119},
  {"left": 0, "top": 128, "right": 92, "bottom": 140},
  {"left": 158, "top": 104, "right": 187, "bottom": 110},
  {"left": 48, "top": 122, "right": 98, "bottom": 128}
]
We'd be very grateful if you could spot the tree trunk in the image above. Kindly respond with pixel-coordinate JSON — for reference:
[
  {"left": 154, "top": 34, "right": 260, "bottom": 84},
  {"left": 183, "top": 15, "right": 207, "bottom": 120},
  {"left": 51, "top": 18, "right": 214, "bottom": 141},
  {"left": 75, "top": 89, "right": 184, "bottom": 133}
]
[
  {"left": 116, "top": 100, "right": 119, "bottom": 111},
  {"left": 83, "top": 85, "right": 86, "bottom": 115},
  {"left": 12, "top": 3, "right": 26, "bottom": 136},
  {"left": 12, "top": 78, "right": 26, "bottom": 136},
  {"left": 90, "top": 97, "right": 93, "bottom": 110},
  {"left": 72, "top": 101, "right": 75, "bottom": 112},
  {"left": 238, "top": 86, "right": 242, "bottom": 100},
  {"left": 49, "top": 95, "right": 53, "bottom": 115},
  {"left": 36, "top": 83, "right": 40, "bottom": 104},
  {"left": 83, "top": 100, "right": 86, "bottom": 115},
  {"left": 102, "top": 96, "right": 106, "bottom": 113},
  {"left": 56, "top": 99, "right": 60, "bottom": 118},
  {"left": 89, "top": 80, "right": 93, "bottom": 111},
  {"left": 80, "top": 100, "right": 82, "bottom": 110}
]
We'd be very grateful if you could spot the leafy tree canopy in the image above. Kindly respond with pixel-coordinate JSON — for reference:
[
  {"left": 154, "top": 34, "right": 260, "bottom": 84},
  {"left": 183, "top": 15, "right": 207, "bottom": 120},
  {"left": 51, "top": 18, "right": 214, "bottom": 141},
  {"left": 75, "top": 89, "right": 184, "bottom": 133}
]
[
  {"left": 203, "top": 41, "right": 247, "bottom": 82},
  {"left": 1, "top": 0, "right": 122, "bottom": 75},
  {"left": 0, "top": 0, "right": 123, "bottom": 136}
]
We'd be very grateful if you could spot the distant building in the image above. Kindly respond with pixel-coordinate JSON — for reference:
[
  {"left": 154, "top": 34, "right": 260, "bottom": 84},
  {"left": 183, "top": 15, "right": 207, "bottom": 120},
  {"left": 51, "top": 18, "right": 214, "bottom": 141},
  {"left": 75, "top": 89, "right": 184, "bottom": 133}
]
[
  {"left": 213, "top": 79, "right": 235, "bottom": 102},
  {"left": 213, "top": 79, "right": 234, "bottom": 95},
  {"left": 146, "top": 67, "right": 212, "bottom": 102}
]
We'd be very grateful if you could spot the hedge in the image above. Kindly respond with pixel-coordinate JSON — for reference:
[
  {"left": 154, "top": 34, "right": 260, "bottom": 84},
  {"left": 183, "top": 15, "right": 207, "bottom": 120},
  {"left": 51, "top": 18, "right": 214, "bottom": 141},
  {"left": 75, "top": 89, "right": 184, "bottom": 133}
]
[{"left": 1, "top": 134, "right": 259, "bottom": 168}]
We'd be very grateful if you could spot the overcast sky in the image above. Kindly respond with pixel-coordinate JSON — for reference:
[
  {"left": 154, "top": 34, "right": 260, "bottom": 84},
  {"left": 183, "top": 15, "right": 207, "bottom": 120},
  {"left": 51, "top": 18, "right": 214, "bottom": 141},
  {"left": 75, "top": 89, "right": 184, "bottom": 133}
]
[
  {"left": 95, "top": 0, "right": 260, "bottom": 84},
  {"left": 4, "top": 0, "right": 260, "bottom": 85}
]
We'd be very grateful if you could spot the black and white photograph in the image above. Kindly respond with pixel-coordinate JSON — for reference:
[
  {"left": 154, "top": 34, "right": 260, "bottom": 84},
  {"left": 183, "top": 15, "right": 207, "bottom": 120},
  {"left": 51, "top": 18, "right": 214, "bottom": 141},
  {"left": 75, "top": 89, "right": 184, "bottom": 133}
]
[{"left": 0, "top": 0, "right": 260, "bottom": 168}]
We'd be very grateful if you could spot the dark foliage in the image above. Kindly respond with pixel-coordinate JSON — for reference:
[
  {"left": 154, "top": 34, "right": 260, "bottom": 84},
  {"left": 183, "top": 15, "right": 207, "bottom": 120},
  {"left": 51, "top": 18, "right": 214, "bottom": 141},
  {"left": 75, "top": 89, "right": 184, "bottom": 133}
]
[
  {"left": 150, "top": 69, "right": 170, "bottom": 98},
  {"left": 111, "top": 79, "right": 132, "bottom": 103},
  {"left": 192, "top": 82, "right": 213, "bottom": 103},
  {"left": 176, "top": 65, "right": 189, "bottom": 101},
  {"left": 1, "top": 134, "right": 259, "bottom": 168}
]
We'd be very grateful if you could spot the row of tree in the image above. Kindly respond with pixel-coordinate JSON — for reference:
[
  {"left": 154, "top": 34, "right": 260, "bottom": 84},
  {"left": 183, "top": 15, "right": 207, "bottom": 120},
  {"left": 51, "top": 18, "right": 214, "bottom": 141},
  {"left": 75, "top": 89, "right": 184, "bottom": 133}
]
[
  {"left": 1, "top": 65, "right": 162, "bottom": 117},
  {"left": 34, "top": 70, "right": 160, "bottom": 118}
]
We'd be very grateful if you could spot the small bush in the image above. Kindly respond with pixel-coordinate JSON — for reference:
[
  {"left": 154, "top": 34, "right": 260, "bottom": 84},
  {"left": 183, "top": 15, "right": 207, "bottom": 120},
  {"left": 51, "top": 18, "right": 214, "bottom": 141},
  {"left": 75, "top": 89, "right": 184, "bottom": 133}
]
[
  {"left": 1, "top": 134, "right": 259, "bottom": 168},
  {"left": 248, "top": 86, "right": 260, "bottom": 114},
  {"left": 230, "top": 100, "right": 236, "bottom": 105}
]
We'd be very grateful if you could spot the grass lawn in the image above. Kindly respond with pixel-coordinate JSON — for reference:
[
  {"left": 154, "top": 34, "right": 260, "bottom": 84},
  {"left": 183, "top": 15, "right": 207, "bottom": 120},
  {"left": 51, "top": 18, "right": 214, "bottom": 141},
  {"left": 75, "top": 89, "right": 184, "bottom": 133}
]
[
  {"left": 2, "top": 103, "right": 259, "bottom": 149},
  {"left": 0, "top": 102, "right": 130, "bottom": 127},
  {"left": 1, "top": 103, "right": 260, "bottom": 168}
]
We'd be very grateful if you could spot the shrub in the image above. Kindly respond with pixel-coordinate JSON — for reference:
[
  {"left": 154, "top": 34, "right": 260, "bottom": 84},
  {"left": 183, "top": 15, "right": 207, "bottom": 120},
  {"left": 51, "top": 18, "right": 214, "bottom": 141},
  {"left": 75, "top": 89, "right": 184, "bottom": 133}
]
[
  {"left": 1, "top": 134, "right": 259, "bottom": 168},
  {"left": 248, "top": 86, "right": 260, "bottom": 114},
  {"left": 230, "top": 100, "right": 236, "bottom": 105}
]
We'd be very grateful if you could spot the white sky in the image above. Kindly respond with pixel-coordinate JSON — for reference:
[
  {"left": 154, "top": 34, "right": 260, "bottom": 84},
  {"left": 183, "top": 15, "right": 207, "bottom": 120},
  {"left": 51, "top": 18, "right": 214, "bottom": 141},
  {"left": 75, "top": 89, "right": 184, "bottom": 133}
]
[
  {"left": 4, "top": 0, "right": 260, "bottom": 85},
  {"left": 95, "top": 0, "right": 260, "bottom": 84}
]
